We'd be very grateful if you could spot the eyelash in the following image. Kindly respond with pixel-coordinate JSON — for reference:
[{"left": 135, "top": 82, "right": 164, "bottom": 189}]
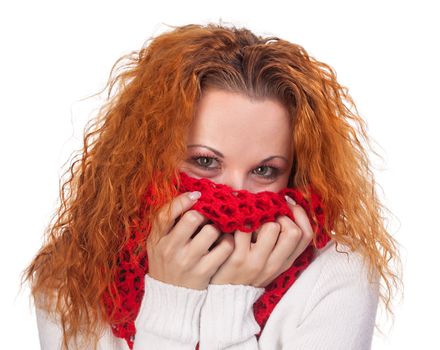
[{"left": 189, "top": 152, "right": 281, "bottom": 180}]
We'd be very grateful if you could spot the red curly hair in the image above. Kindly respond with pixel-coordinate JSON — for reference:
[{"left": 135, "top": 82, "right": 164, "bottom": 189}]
[{"left": 21, "top": 22, "right": 403, "bottom": 349}]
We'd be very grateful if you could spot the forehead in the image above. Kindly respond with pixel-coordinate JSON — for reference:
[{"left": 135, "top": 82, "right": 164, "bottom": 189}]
[{"left": 188, "top": 88, "right": 292, "bottom": 154}]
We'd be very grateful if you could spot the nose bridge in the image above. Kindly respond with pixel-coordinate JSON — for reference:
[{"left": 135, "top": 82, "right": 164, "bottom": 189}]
[{"left": 221, "top": 168, "right": 248, "bottom": 192}]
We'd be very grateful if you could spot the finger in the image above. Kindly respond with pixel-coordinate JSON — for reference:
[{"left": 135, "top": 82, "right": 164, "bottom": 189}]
[
  {"left": 285, "top": 203, "right": 314, "bottom": 258},
  {"left": 270, "top": 202, "right": 314, "bottom": 270},
  {"left": 168, "top": 209, "right": 211, "bottom": 248},
  {"left": 151, "top": 191, "right": 207, "bottom": 241},
  {"left": 188, "top": 224, "right": 223, "bottom": 257},
  {"left": 250, "top": 221, "right": 281, "bottom": 259},
  {"left": 234, "top": 229, "right": 253, "bottom": 256},
  {"left": 265, "top": 215, "right": 303, "bottom": 269},
  {"left": 199, "top": 233, "right": 235, "bottom": 274},
  {"left": 154, "top": 192, "right": 201, "bottom": 232}
]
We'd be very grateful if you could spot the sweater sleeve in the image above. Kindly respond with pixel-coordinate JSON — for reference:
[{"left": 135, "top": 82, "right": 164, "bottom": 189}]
[
  {"left": 199, "top": 283, "right": 265, "bottom": 349},
  {"left": 281, "top": 249, "right": 381, "bottom": 350},
  {"left": 133, "top": 274, "right": 208, "bottom": 350},
  {"left": 198, "top": 245, "right": 380, "bottom": 350},
  {"left": 35, "top": 305, "right": 133, "bottom": 349},
  {"left": 35, "top": 305, "right": 65, "bottom": 350},
  {"left": 34, "top": 274, "right": 208, "bottom": 350}
]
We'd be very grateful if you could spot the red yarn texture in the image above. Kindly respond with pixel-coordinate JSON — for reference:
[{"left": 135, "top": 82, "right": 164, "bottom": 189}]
[{"left": 102, "top": 171, "right": 333, "bottom": 349}]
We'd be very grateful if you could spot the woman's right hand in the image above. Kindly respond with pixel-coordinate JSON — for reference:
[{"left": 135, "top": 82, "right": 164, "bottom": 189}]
[{"left": 146, "top": 191, "right": 235, "bottom": 290}]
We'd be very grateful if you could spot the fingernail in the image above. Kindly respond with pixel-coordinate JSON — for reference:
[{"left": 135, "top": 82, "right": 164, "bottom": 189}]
[
  {"left": 284, "top": 195, "right": 296, "bottom": 205},
  {"left": 188, "top": 191, "right": 201, "bottom": 200}
]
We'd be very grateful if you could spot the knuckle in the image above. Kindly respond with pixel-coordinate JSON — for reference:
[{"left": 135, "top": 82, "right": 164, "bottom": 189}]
[
  {"left": 202, "top": 224, "right": 221, "bottom": 235},
  {"left": 156, "top": 209, "right": 170, "bottom": 226},
  {"left": 286, "top": 252, "right": 298, "bottom": 267},
  {"left": 264, "top": 264, "right": 279, "bottom": 277},
  {"left": 250, "top": 263, "right": 264, "bottom": 275},
  {"left": 249, "top": 258, "right": 265, "bottom": 273},
  {"left": 278, "top": 216, "right": 292, "bottom": 229},
  {"left": 229, "top": 254, "right": 245, "bottom": 267},
  {"left": 195, "top": 264, "right": 211, "bottom": 278},
  {"left": 184, "top": 210, "right": 204, "bottom": 225},
  {"left": 221, "top": 243, "right": 235, "bottom": 257},
  {"left": 224, "top": 237, "right": 235, "bottom": 252},
  {"left": 279, "top": 261, "right": 291, "bottom": 274},
  {"left": 302, "top": 229, "right": 313, "bottom": 241},
  {"left": 214, "top": 234, "right": 234, "bottom": 254},
  {"left": 263, "top": 221, "right": 280, "bottom": 232},
  {"left": 179, "top": 254, "right": 193, "bottom": 270},
  {"left": 289, "top": 226, "right": 303, "bottom": 239},
  {"left": 157, "top": 209, "right": 166, "bottom": 222}
]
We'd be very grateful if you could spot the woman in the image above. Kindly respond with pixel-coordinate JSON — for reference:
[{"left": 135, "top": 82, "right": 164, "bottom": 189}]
[{"left": 21, "top": 23, "right": 402, "bottom": 349}]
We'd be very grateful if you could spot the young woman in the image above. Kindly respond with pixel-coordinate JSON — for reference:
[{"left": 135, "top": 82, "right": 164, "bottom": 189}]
[{"left": 22, "top": 23, "right": 402, "bottom": 349}]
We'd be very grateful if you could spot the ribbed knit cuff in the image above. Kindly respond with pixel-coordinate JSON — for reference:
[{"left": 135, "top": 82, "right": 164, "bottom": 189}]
[
  {"left": 199, "top": 283, "right": 265, "bottom": 349},
  {"left": 135, "top": 274, "right": 208, "bottom": 344}
]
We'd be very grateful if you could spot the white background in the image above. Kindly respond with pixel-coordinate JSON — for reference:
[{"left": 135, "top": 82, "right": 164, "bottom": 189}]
[{"left": 1, "top": 0, "right": 439, "bottom": 348}]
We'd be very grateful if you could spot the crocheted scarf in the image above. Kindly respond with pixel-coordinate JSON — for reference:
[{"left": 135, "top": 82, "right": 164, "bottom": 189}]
[{"left": 102, "top": 171, "right": 333, "bottom": 349}]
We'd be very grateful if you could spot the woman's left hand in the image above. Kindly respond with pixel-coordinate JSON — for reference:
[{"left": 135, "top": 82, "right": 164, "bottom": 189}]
[{"left": 209, "top": 198, "right": 314, "bottom": 288}]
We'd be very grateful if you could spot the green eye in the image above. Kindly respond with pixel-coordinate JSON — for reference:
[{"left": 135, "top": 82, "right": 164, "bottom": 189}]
[
  {"left": 190, "top": 154, "right": 280, "bottom": 180},
  {"left": 253, "top": 165, "right": 278, "bottom": 179},
  {"left": 192, "top": 155, "right": 220, "bottom": 169}
]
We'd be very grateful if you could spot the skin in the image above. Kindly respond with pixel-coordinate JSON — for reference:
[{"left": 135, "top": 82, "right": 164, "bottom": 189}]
[
  {"left": 179, "top": 87, "right": 294, "bottom": 193},
  {"left": 146, "top": 88, "right": 314, "bottom": 290}
]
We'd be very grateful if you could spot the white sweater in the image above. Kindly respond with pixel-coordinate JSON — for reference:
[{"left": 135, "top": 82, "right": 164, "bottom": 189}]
[{"left": 35, "top": 239, "right": 380, "bottom": 349}]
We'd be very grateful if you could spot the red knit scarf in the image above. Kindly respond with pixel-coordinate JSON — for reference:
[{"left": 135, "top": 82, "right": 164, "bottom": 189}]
[{"left": 102, "top": 171, "right": 333, "bottom": 349}]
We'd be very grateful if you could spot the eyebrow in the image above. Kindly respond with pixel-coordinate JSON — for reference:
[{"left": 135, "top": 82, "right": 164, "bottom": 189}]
[{"left": 187, "top": 144, "right": 289, "bottom": 163}]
